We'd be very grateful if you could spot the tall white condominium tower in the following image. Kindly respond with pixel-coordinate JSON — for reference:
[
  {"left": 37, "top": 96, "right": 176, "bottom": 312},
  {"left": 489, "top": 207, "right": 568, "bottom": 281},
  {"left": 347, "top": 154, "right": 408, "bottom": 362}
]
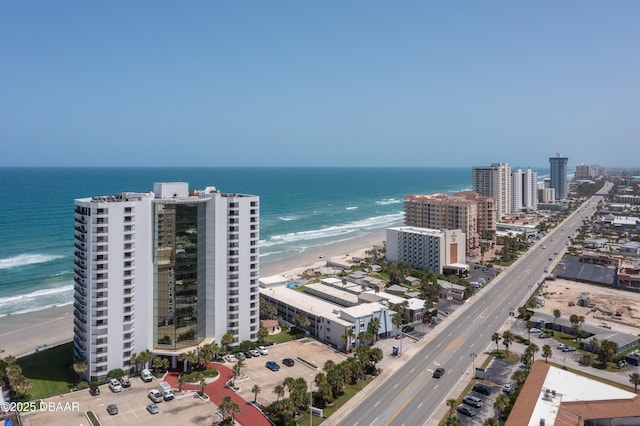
[
  {"left": 549, "top": 153, "right": 569, "bottom": 200},
  {"left": 510, "top": 168, "right": 538, "bottom": 212},
  {"left": 73, "top": 182, "right": 260, "bottom": 381},
  {"left": 472, "top": 163, "right": 511, "bottom": 220}
]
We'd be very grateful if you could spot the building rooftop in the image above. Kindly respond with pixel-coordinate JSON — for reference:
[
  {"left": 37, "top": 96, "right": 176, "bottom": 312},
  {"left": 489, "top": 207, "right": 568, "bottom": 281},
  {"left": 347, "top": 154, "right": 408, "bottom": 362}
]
[
  {"left": 506, "top": 362, "right": 638, "bottom": 426},
  {"left": 259, "top": 287, "right": 354, "bottom": 327}
]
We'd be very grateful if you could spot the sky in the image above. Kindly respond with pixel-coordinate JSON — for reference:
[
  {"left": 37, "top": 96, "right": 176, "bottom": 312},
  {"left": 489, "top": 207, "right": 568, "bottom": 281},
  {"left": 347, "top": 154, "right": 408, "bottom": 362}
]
[{"left": 1, "top": 1, "right": 639, "bottom": 168}]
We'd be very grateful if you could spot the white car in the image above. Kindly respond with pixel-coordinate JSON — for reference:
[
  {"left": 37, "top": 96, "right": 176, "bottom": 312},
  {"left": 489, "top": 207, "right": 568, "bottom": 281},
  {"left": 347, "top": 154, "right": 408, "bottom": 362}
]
[
  {"left": 109, "top": 378, "right": 122, "bottom": 393},
  {"left": 257, "top": 346, "right": 269, "bottom": 355},
  {"left": 225, "top": 354, "right": 237, "bottom": 363},
  {"left": 249, "top": 349, "right": 261, "bottom": 357},
  {"left": 503, "top": 384, "right": 514, "bottom": 393}
]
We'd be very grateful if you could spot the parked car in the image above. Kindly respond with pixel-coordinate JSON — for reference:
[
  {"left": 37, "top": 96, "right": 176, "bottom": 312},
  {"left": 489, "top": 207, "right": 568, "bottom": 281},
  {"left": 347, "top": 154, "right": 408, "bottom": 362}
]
[
  {"left": 244, "top": 351, "right": 254, "bottom": 359},
  {"left": 141, "top": 369, "right": 153, "bottom": 382},
  {"left": 225, "top": 354, "right": 237, "bottom": 363},
  {"left": 148, "top": 389, "right": 163, "bottom": 403},
  {"left": 401, "top": 325, "right": 415, "bottom": 333},
  {"left": 266, "top": 361, "right": 280, "bottom": 371},
  {"left": 433, "top": 367, "right": 445, "bottom": 378},
  {"left": 539, "top": 333, "right": 550, "bottom": 338},
  {"left": 147, "top": 403, "right": 159, "bottom": 414},
  {"left": 503, "top": 384, "right": 515, "bottom": 394},
  {"left": 250, "top": 349, "right": 261, "bottom": 357},
  {"left": 120, "top": 377, "right": 131, "bottom": 388},
  {"left": 282, "top": 358, "right": 295, "bottom": 367},
  {"left": 106, "top": 404, "right": 118, "bottom": 415},
  {"left": 89, "top": 385, "right": 100, "bottom": 396},
  {"left": 557, "top": 343, "right": 568, "bottom": 350},
  {"left": 472, "top": 383, "right": 491, "bottom": 395},
  {"left": 258, "top": 346, "right": 269, "bottom": 355},
  {"left": 562, "top": 346, "right": 577, "bottom": 352},
  {"left": 456, "top": 405, "right": 476, "bottom": 417},
  {"left": 463, "top": 395, "right": 482, "bottom": 408},
  {"left": 109, "top": 378, "right": 122, "bottom": 393},
  {"left": 235, "top": 352, "right": 246, "bottom": 361},
  {"left": 529, "top": 328, "right": 541, "bottom": 333}
]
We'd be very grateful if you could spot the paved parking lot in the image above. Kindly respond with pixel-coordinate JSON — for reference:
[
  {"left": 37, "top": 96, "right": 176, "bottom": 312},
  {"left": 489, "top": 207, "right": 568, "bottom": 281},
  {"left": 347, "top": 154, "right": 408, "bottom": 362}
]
[
  {"left": 234, "top": 339, "right": 348, "bottom": 406},
  {"left": 21, "top": 376, "right": 219, "bottom": 426}
]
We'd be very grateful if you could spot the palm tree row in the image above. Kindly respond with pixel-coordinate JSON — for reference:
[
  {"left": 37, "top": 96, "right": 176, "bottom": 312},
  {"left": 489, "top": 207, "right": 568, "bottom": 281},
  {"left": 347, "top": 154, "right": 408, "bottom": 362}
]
[{"left": 490, "top": 330, "right": 515, "bottom": 357}]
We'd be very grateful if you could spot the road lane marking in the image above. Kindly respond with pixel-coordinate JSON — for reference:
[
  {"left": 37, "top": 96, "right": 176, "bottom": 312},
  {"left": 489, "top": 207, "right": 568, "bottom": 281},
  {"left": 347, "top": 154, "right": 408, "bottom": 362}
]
[{"left": 375, "top": 401, "right": 381, "bottom": 407}]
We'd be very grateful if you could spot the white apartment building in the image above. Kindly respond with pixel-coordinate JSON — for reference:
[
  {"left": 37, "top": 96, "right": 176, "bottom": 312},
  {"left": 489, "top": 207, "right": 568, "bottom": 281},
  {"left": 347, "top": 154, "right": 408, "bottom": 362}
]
[
  {"left": 386, "top": 226, "right": 466, "bottom": 275},
  {"left": 510, "top": 168, "right": 538, "bottom": 212},
  {"left": 472, "top": 163, "right": 511, "bottom": 220},
  {"left": 73, "top": 182, "right": 259, "bottom": 381}
]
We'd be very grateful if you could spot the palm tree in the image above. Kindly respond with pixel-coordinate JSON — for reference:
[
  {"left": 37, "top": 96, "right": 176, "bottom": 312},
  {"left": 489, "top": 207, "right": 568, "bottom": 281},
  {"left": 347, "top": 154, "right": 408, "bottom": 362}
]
[
  {"left": 232, "top": 359, "right": 245, "bottom": 387},
  {"left": 199, "top": 378, "right": 207, "bottom": 396},
  {"left": 258, "top": 324, "right": 269, "bottom": 343},
  {"left": 178, "top": 351, "right": 191, "bottom": 372},
  {"left": 446, "top": 398, "right": 458, "bottom": 419},
  {"left": 630, "top": 373, "right": 640, "bottom": 393},
  {"left": 526, "top": 320, "right": 533, "bottom": 341},
  {"left": 178, "top": 374, "right": 185, "bottom": 392},
  {"left": 502, "top": 331, "right": 514, "bottom": 358},
  {"left": 221, "top": 331, "right": 235, "bottom": 351},
  {"left": 392, "top": 313, "right": 403, "bottom": 338},
  {"left": 367, "top": 317, "right": 381, "bottom": 343},
  {"left": 491, "top": 332, "right": 502, "bottom": 355},
  {"left": 346, "top": 327, "right": 356, "bottom": 352},
  {"left": 273, "top": 384, "right": 285, "bottom": 401},
  {"left": 251, "top": 383, "right": 261, "bottom": 402},
  {"left": 553, "top": 309, "right": 561, "bottom": 324},
  {"left": 494, "top": 393, "right": 510, "bottom": 423},
  {"left": 138, "top": 349, "right": 152, "bottom": 370},
  {"left": 283, "top": 376, "right": 296, "bottom": 396},
  {"left": 72, "top": 360, "right": 87, "bottom": 382},
  {"left": 542, "top": 344, "right": 552, "bottom": 363},
  {"left": 220, "top": 395, "right": 241, "bottom": 421},
  {"left": 511, "top": 370, "right": 528, "bottom": 387},
  {"left": 483, "top": 419, "right": 500, "bottom": 426}
]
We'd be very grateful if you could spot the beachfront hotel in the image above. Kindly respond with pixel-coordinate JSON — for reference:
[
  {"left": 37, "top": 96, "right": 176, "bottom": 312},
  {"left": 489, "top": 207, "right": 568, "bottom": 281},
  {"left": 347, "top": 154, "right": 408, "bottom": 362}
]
[
  {"left": 404, "top": 191, "right": 496, "bottom": 258},
  {"left": 549, "top": 153, "right": 569, "bottom": 200},
  {"left": 73, "top": 182, "right": 259, "bottom": 381},
  {"left": 386, "top": 226, "right": 467, "bottom": 275},
  {"left": 472, "top": 162, "right": 511, "bottom": 220}
]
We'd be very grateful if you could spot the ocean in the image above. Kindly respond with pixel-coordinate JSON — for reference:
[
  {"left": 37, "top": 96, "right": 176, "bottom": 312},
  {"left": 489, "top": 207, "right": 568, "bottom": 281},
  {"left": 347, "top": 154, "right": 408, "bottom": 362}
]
[{"left": 0, "top": 167, "right": 548, "bottom": 317}]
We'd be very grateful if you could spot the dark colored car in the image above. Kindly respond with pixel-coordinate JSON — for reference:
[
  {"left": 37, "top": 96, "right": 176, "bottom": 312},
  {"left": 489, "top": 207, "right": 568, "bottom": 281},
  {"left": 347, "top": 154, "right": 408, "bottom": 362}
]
[
  {"left": 266, "top": 361, "right": 280, "bottom": 371},
  {"left": 244, "top": 351, "right": 253, "bottom": 359},
  {"left": 472, "top": 383, "right": 491, "bottom": 395},
  {"left": 282, "top": 358, "right": 295, "bottom": 367},
  {"left": 402, "top": 325, "right": 415, "bottom": 333},
  {"left": 89, "top": 385, "right": 100, "bottom": 396},
  {"left": 106, "top": 404, "right": 118, "bottom": 415},
  {"left": 456, "top": 405, "right": 476, "bottom": 417},
  {"left": 433, "top": 367, "right": 445, "bottom": 378}
]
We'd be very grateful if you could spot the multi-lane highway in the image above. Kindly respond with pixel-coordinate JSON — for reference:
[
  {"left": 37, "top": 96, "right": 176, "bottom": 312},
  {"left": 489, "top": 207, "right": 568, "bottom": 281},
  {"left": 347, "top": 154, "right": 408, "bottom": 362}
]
[{"left": 337, "top": 183, "right": 610, "bottom": 426}]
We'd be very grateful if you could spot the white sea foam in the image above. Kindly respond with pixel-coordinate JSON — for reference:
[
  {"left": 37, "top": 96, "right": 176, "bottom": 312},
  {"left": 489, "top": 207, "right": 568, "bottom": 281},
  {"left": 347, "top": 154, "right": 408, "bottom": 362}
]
[
  {"left": 346, "top": 206, "right": 358, "bottom": 210},
  {"left": 278, "top": 216, "right": 298, "bottom": 221},
  {"left": 10, "top": 301, "right": 73, "bottom": 316},
  {"left": 375, "top": 198, "right": 402, "bottom": 205},
  {"left": 260, "top": 212, "right": 403, "bottom": 249},
  {"left": 0, "top": 253, "right": 64, "bottom": 270},
  {"left": 0, "top": 285, "right": 74, "bottom": 309}
]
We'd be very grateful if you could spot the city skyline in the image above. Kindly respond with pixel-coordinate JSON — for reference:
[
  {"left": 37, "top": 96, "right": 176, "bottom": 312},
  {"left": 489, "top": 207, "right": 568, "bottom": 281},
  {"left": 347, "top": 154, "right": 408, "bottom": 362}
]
[{"left": 2, "top": 2, "right": 639, "bottom": 168}]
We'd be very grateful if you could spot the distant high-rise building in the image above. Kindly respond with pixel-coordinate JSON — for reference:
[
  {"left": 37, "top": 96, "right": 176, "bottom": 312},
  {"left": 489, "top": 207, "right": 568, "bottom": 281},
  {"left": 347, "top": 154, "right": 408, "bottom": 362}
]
[
  {"left": 575, "top": 164, "right": 602, "bottom": 179},
  {"left": 73, "top": 182, "right": 260, "bottom": 381},
  {"left": 510, "top": 168, "right": 538, "bottom": 212},
  {"left": 472, "top": 163, "right": 511, "bottom": 220},
  {"left": 549, "top": 154, "right": 569, "bottom": 199}
]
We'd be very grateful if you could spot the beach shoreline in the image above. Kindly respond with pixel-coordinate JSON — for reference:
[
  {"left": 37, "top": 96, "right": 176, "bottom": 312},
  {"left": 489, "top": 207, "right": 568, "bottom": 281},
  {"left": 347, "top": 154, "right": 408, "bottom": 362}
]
[{"left": 0, "top": 230, "right": 387, "bottom": 358}]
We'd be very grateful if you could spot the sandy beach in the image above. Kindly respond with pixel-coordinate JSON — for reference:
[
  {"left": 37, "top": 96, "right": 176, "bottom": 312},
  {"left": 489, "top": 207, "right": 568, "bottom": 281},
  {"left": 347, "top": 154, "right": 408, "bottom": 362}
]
[{"left": 0, "top": 230, "right": 387, "bottom": 358}]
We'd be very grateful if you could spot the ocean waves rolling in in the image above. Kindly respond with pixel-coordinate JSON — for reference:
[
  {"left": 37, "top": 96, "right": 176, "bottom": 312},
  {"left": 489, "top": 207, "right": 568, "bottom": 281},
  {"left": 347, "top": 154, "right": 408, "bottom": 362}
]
[{"left": 0, "top": 253, "right": 64, "bottom": 270}]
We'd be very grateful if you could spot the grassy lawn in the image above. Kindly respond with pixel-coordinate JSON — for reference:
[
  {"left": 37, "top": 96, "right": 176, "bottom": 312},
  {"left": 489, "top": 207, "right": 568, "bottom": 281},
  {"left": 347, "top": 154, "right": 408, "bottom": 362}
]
[
  {"left": 296, "top": 375, "right": 375, "bottom": 425},
  {"left": 18, "top": 342, "right": 78, "bottom": 400},
  {"left": 264, "top": 328, "right": 307, "bottom": 345}
]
